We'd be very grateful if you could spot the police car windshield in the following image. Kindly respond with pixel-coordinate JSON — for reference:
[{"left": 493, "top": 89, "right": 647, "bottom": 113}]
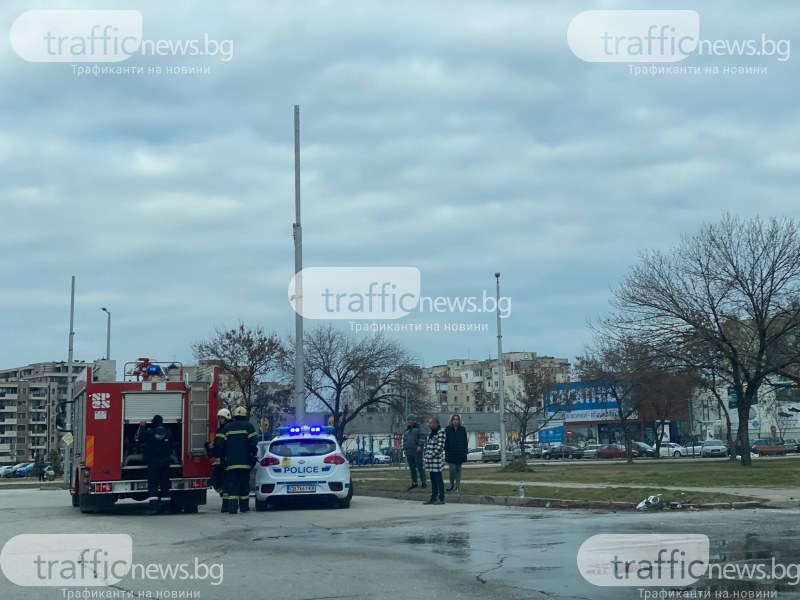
[{"left": 269, "top": 439, "right": 337, "bottom": 457}]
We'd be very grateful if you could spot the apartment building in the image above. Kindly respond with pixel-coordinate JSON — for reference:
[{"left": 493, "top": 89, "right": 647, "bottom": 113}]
[
  {"left": 422, "top": 353, "right": 571, "bottom": 414},
  {"left": 0, "top": 360, "right": 102, "bottom": 464}
]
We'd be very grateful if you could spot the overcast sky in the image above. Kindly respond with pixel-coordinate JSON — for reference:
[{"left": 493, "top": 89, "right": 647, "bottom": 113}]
[{"left": 1, "top": 1, "right": 799, "bottom": 372}]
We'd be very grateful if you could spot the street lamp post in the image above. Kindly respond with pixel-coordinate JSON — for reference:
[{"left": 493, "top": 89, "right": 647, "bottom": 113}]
[
  {"left": 101, "top": 308, "right": 111, "bottom": 360},
  {"left": 495, "top": 273, "right": 507, "bottom": 467}
]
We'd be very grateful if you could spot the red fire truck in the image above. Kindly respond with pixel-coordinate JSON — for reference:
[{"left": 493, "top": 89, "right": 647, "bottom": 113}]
[{"left": 63, "top": 358, "right": 220, "bottom": 513}]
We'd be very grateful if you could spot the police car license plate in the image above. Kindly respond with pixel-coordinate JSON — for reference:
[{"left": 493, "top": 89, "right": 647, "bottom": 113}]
[{"left": 287, "top": 484, "right": 316, "bottom": 494}]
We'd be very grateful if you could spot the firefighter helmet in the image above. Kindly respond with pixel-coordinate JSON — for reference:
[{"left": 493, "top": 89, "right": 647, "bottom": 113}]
[
  {"left": 232, "top": 406, "right": 247, "bottom": 417},
  {"left": 217, "top": 408, "right": 232, "bottom": 420}
]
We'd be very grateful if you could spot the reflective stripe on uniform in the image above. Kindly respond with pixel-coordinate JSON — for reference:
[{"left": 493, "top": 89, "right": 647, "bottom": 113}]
[{"left": 225, "top": 464, "right": 251, "bottom": 470}]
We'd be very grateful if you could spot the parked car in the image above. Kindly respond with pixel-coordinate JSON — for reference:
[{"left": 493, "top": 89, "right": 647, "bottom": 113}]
[
  {"left": 481, "top": 443, "right": 503, "bottom": 463},
  {"left": 345, "top": 449, "right": 390, "bottom": 465},
  {"left": 466, "top": 448, "right": 483, "bottom": 462},
  {"left": 11, "top": 462, "right": 33, "bottom": 477},
  {"left": 541, "top": 444, "right": 583, "bottom": 460},
  {"left": 701, "top": 439, "right": 729, "bottom": 458},
  {"left": 595, "top": 444, "right": 639, "bottom": 459},
  {"left": 685, "top": 442, "right": 705, "bottom": 457},
  {"left": 371, "top": 452, "right": 391, "bottom": 465},
  {"left": 0, "top": 466, "right": 15, "bottom": 478},
  {"left": 44, "top": 467, "right": 56, "bottom": 481},
  {"left": 531, "top": 443, "right": 550, "bottom": 458},
  {"left": 751, "top": 438, "right": 787, "bottom": 456},
  {"left": 580, "top": 443, "right": 601, "bottom": 459},
  {"left": 657, "top": 442, "right": 687, "bottom": 457},
  {"left": 781, "top": 439, "right": 799, "bottom": 453},
  {"left": 631, "top": 441, "right": 655, "bottom": 457}
]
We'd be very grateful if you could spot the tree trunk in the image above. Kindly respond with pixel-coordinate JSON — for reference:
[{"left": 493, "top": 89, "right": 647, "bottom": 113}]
[
  {"left": 737, "top": 406, "right": 752, "bottom": 466},
  {"left": 725, "top": 411, "right": 736, "bottom": 462}
]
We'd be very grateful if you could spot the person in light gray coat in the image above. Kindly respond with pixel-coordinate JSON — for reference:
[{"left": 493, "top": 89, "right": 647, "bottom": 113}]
[{"left": 402, "top": 415, "right": 427, "bottom": 490}]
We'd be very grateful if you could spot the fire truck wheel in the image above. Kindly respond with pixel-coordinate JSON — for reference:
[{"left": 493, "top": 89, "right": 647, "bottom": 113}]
[
  {"left": 71, "top": 494, "right": 80, "bottom": 508},
  {"left": 78, "top": 494, "right": 95, "bottom": 514},
  {"left": 169, "top": 499, "right": 183, "bottom": 514}
]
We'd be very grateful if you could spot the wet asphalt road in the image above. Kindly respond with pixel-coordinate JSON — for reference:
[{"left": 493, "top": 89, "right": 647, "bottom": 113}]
[
  {"left": 271, "top": 504, "right": 800, "bottom": 600},
  {"left": 2, "top": 489, "right": 800, "bottom": 600}
]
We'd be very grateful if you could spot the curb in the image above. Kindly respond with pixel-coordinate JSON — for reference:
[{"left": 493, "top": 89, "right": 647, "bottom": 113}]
[
  {"left": 0, "top": 482, "right": 66, "bottom": 491},
  {"left": 354, "top": 489, "right": 770, "bottom": 511}
]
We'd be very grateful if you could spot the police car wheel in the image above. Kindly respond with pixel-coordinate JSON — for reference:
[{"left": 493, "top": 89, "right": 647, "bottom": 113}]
[
  {"left": 337, "top": 481, "right": 353, "bottom": 509},
  {"left": 255, "top": 499, "right": 269, "bottom": 512}
]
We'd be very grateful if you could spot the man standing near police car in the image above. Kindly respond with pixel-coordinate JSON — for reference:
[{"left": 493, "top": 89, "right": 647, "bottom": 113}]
[
  {"left": 215, "top": 406, "right": 257, "bottom": 514},
  {"left": 403, "top": 414, "right": 427, "bottom": 490}
]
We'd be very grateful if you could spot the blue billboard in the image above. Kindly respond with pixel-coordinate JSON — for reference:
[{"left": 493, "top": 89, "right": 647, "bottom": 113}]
[
  {"left": 538, "top": 425, "right": 565, "bottom": 443},
  {"left": 545, "top": 381, "right": 630, "bottom": 422}
]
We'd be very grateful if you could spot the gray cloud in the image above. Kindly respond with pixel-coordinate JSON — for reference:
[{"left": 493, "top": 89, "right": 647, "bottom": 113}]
[{"left": 1, "top": 0, "right": 799, "bottom": 369}]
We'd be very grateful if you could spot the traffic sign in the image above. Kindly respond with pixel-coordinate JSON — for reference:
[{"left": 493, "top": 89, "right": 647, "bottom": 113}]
[
  {"left": 770, "top": 425, "right": 777, "bottom": 433},
  {"left": 61, "top": 433, "right": 74, "bottom": 445}
]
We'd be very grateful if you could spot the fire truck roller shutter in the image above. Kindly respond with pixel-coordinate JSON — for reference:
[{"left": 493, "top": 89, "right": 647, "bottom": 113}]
[{"left": 123, "top": 393, "right": 183, "bottom": 423}]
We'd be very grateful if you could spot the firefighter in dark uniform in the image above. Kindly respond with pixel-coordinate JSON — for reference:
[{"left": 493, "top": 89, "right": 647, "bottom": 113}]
[
  {"left": 205, "top": 408, "right": 232, "bottom": 512},
  {"left": 215, "top": 406, "right": 257, "bottom": 514},
  {"left": 136, "top": 414, "right": 172, "bottom": 515}
]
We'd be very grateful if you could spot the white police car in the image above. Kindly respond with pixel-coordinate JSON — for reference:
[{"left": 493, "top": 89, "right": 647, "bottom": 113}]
[{"left": 254, "top": 425, "right": 353, "bottom": 510}]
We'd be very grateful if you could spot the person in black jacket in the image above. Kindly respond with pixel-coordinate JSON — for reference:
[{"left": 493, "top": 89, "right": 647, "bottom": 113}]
[
  {"left": 136, "top": 414, "right": 173, "bottom": 515},
  {"left": 204, "top": 408, "right": 232, "bottom": 512},
  {"left": 444, "top": 414, "right": 468, "bottom": 492},
  {"left": 215, "top": 406, "right": 257, "bottom": 514}
]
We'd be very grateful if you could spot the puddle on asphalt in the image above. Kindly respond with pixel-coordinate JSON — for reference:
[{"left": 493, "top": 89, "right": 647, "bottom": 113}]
[{"left": 249, "top": 508, "right": 800, "bottom": 599}]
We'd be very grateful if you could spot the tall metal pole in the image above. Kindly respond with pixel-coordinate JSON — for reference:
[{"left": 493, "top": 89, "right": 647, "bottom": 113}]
[
  {"left": 495, "top": 273, "right": 507, "bottom": 467},
  {"left": 64, "top": 276, "right": 75, "bottom": 485},
  {"left": 101, "top": 308, "right": 111, "bottom": 360},
  {"left": 293, "top": 105, "right": 305, "bottom": 425}
]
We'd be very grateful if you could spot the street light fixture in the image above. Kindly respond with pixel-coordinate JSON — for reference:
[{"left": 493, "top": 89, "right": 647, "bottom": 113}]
[
  {"left": 495, "top": 272, "right": 507, "bottom": 468},
  {"left": 101, "top": 308, "right": 111, "bottom": 360}
]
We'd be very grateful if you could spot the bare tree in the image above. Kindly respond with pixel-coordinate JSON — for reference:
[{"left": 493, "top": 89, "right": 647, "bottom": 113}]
[
  {"left": 637, "top": 371, "right": 696, "bottom": 458},
  {"left": 507, "top": 366, "right": 569, "bottom": 463},
  {"left": 575, "top": 336, "right": 647, "bottom": 463},
  {"left": 695, "top": 365, "right": 737, "bottom": 460},
  {"left": 193, "top": 323, "right": 287, "bottom": 416},
  {"left": 610, "top": 214, "right": 800, "bottom": 466},
  {"left": 287, "top": 325, "right": 426, "bottom": 443}
]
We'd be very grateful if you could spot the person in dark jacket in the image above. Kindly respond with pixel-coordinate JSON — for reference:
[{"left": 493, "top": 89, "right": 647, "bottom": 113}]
[
  {"left": 444, "top": 414, "right": 468, "bottom": 492},
  {"left": 204, "top": 408, "right": 231, "bottom": 512},
  {"left": 402, "top": 415, "right": 427, "bottom": 490},
  {"left": 215, "top": 406, "right": 257, "bottom": 514},
  {"left": 136, "top": 414, "right": 173, "bottom": 515}
]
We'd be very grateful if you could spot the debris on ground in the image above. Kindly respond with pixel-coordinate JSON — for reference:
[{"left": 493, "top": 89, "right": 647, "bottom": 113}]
[{"left": 635, "top": 495, "right": 684, "bottom": 511}]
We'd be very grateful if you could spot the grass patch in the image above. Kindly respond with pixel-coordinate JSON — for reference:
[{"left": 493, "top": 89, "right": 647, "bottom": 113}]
[
  {"left": 353, "top": 478, "right": 758, "bottom": 505},
  {"left": 483, "top": 458, "right": 800, "bottom": 488}
]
